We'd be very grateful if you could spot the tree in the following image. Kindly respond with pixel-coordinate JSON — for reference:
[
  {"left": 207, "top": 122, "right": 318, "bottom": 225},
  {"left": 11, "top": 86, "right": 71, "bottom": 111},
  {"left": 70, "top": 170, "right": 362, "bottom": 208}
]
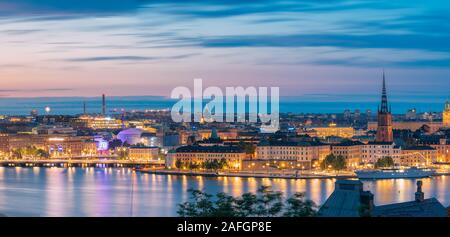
[
  {"left": 175, "top": 158, "right": 183, "bottom": 169},
  {"left": 375, "top": 156, "right": 394, "bottom": 168},
  {"left": 214, "top": 192, "right": 238, "bottom": 217},
  {"left": 11, "top": 148, "right": 23, "bottom": 160},
  {"left": 234, "top": 192, "right": 258, "bottom": 217},
  {"left": 219, "top": 158, "right": 228, "bottom": 170},
  {"left": 177, "top": 189, "right": 215, "bottom": 217},
  {"left": 320, "top": 154, "right": 347, "bottom": 171},
  {"left": 334, "top": 155, "right": 347, "bottom": 171},
  {"left": 283, "top": 192, "right": 318, "bottom": 217},
  {"left": 177, "top": 186, "right": 318, "bottom": 217},
  {"left": 320, "top": 154, "right": 336, "bottom": 170},
  {"left": 36, "top": 148, "right": 50, "bottom": 159},
  {"left": 254, "top": 186, "right": 284, "bottom": 217}
]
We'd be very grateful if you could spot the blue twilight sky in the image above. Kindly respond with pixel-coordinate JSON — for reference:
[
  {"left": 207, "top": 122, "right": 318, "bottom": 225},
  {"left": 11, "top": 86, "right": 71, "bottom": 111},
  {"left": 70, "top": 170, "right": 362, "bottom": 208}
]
[{"left": 0, "top": 0, "right": 449, "bottom": 100}]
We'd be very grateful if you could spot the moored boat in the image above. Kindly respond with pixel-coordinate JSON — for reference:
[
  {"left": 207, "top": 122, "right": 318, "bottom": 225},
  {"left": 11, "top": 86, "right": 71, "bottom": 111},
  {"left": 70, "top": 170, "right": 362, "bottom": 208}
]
[{"left": 355, "top": 167, "right": 435, "bottom": 179}]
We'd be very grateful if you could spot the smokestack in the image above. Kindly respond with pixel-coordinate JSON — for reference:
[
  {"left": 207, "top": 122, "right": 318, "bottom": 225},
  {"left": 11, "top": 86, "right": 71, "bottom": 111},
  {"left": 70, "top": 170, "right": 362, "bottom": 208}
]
[
  {"left": 102, "top": 94, "right": 106, "bottom": 115},
  {"left": 83, "top": 101, "right": 86, "bottom": 114}
]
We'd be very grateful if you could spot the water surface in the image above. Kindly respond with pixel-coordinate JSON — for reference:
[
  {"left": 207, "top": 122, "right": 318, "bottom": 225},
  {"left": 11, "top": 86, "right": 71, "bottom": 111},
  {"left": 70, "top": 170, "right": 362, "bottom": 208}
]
[{"left": 0, "top": 167, "right": 449, "bottom": 216}]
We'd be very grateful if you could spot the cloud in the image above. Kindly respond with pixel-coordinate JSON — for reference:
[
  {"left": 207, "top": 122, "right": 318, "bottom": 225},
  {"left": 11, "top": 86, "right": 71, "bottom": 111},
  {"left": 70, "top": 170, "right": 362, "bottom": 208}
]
[
  {"left": 0, "top": 29, "right": 43, "bottom": 35},
  {"left": 0, "top": 88, "right": 73, "bottom": 92},
  {"left": 195, "top": 34, "right": 450, "bottom": 52},
  {"left": 0, "top": 0, "right": 148, "bottom": 16},
  {"left": 64, "top": 54, "right": 199, "bottom": 62}
]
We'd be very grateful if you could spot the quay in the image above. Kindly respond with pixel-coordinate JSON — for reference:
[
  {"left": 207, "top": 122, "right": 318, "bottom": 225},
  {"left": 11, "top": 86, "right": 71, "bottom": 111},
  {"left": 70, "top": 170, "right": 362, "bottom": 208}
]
[
  {"left": 137, "top": 168, "right": 357, "bottom": 179},
  {"left": 0, "top": 159, "right": 165, "bottom": 168},
  {"left": 138, "top": 168, "right": 450, "bottom": 179}
]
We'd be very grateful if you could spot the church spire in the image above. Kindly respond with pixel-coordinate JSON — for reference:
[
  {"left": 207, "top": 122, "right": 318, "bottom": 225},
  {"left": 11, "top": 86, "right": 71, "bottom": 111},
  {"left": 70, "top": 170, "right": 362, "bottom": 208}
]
[{"left": 380, "top": 70, "right": 389, "bottom": 113}]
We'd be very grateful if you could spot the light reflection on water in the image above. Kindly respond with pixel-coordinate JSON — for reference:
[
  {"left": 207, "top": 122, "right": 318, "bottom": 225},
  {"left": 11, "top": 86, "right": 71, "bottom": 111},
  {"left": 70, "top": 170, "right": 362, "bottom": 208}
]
[{"left": 0, "top": 167, "right": 449, "bottom": 217}]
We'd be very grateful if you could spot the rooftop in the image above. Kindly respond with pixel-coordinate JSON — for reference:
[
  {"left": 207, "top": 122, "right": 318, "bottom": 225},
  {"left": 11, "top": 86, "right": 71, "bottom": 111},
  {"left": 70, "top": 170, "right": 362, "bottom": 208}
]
[
  {"left": 373, "top": 198, "right": 447, "bottom": 217},
  {"left": 175, "top": 145, "right": 244, "bottom": 153}
]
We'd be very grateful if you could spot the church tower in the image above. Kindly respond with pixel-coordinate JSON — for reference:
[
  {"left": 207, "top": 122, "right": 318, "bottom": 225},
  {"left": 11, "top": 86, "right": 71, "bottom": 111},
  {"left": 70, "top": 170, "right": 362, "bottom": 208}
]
[
  {"left": 443, "top": 100, "right": 450, "bottom": 127},
  {"left": 375, "top": 72, "right": 393, "bottom": 143}
]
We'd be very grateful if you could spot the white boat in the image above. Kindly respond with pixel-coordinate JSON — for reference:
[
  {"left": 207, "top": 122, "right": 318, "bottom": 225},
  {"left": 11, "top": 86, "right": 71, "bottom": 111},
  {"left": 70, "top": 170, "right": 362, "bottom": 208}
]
[{"left": 355, "top": 167, "right": 435, "bottom": 179}]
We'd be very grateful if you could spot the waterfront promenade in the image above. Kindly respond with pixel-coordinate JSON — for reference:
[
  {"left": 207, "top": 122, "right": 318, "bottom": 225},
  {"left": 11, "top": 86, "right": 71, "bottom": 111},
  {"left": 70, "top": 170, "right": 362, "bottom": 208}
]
[
  {"left": 138, "top": 167, "right": 450, "bottom": 179},
  {"left": 138, "top": 168, "right": 357, "bottom": 179}
]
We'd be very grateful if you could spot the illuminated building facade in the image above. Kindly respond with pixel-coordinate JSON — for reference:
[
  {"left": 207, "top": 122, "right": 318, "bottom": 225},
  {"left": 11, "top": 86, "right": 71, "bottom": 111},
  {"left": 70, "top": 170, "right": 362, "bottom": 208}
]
[
  {"left": 362, "top": 142, "right": 401, "bottom": 164},
  {"left": 418, "top": 138, "right": 450, "bottom": 163},
  {"left": 444, "top": 100, "right": 450, "bottom": 127},
  {"left": 308, "top": 122, "right": 355, "bottom": 138},
  {"left": 165, "top": 145, "right": 245, "bottom": 170},
  {"left": 128, "top": 146, "right": 160, "bottom": 160},
  {"left": 47, "top": 136, "right": 97, "bottom": 158},
  {"left": 362, "top": 141, "right": 437, "bottom": 166},
  {"left": 399, "top": 146, "right": 437, "bottom": 166},
  {"left": 71, "top": 115, "right": 124, "bottom": 130},
  {"left": 197, "top": 128, "right": 238, "bottom": 140},
  {"left": 256, "top": 141, "right": 331, "bottom": 169},
  {"left": 331, "top": 140, "right": 364, "bottom": 168},
  {"left": 0, "top": 134, "right": 96, "bottom": 158}
]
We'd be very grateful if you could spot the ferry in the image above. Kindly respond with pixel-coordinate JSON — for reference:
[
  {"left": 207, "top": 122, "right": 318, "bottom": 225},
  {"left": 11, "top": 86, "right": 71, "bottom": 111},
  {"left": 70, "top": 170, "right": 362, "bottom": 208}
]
[{"left": 355, "top": 167, "right": 435, "bottom": 179}]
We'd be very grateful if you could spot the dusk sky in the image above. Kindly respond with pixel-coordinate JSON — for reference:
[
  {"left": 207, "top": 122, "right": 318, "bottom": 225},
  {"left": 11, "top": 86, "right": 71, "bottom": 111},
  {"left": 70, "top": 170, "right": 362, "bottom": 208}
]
[{"left": 1, "top": 0, "right": 449, "bottom": 99}]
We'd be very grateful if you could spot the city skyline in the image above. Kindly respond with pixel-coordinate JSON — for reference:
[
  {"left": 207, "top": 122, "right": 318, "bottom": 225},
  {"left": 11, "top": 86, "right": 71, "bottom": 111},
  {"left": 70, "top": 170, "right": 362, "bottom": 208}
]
[{"left": 1, "top": 0, "right": 450, "bottom": 98}]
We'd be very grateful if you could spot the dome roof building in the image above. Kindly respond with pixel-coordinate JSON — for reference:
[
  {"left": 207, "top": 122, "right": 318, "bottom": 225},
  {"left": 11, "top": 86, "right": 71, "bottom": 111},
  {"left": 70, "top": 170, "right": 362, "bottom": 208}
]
[{"left": 117, "top": 128, "right": 143, "bottom": 145}]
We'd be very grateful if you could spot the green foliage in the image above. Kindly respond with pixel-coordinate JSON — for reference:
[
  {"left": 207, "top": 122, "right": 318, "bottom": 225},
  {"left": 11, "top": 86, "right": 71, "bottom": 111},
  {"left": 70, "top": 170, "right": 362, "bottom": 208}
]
[
  {"left": 320, "top": 154, "right": 347, "bottom": 171},
  {"left": 253, "top": 186, "right": 284, "bottom": 217},
  {"left": 375, "top": 156, "right": 394, "bottom": 168},
  {"left": 36, "top": 148, "right": 50, "bottom": 159},
  {"left": 177, "top": 189, "right": 215, "bottom": 217},
  {"left": 178, "top": 186, "right": 318, "bottom": 217},
  {"left": 334, "top": 155, "right": 347, "bottom": 171},
  {"left": 283, "top": 193, "right": 318, "bottom": 217},
  {"left": 175, "top": 158, "right": 228, "bottom": 171},
  {"left": 11, "top": 146, "right": 50, "bottom": 160},
  {"left": 175, "top": 158, "right": 183, "bottom": 169}
]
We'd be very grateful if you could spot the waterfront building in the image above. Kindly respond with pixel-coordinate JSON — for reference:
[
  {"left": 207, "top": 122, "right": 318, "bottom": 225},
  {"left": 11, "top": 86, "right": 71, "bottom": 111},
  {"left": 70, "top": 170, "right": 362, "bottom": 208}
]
[
  {"left": 361, "top": 142, "right": 401, "bottom": 164},
  {"left": 256, "top": 140, "right": 331, "bottom": 170},
  {"left": 331, "top": 140, "right": 364, "bottom": 168},
  {"left": 444, "top": 100, "right": 450, "bottom": 127},
  {"left": 375, "top": 73, "right": 393, "bottom": 143},
  {"left": 165, "top": 145, "right": 245, "bottom": 170},
  {"left": 319, "top": 180, "right": 448, "bottom": 217},
  {"left": 418, "top": 138, "right": 450, "bottom": 162},
  {"left": 399, "top": 146, "right": 437, "bottom": 166},
  {"left": 117, "top": 128, "right": 144, "bottom": 145},
  {"left": 128, "top": 146, "right": 159, "bottom": 160},
  {"left": 307, "top": 122, "right": 355, "bottom": 138},
  {"left": 0, "top": 134, "right": 97, "bottom": 158},
  {"left": 362, "top": 141, "right": 438, "bottom": 166},
  {"left": 47, "top": 136, "right": 97, "bottom": 158},
  {"left": 70, "top": 115, "right": 124, "bottom": 130}
]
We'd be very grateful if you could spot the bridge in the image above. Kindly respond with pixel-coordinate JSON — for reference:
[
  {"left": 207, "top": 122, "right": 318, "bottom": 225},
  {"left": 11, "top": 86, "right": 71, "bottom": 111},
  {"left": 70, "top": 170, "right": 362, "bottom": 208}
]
[{"left": 0, "top": 158, "right": 165, "bottom": 168}]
